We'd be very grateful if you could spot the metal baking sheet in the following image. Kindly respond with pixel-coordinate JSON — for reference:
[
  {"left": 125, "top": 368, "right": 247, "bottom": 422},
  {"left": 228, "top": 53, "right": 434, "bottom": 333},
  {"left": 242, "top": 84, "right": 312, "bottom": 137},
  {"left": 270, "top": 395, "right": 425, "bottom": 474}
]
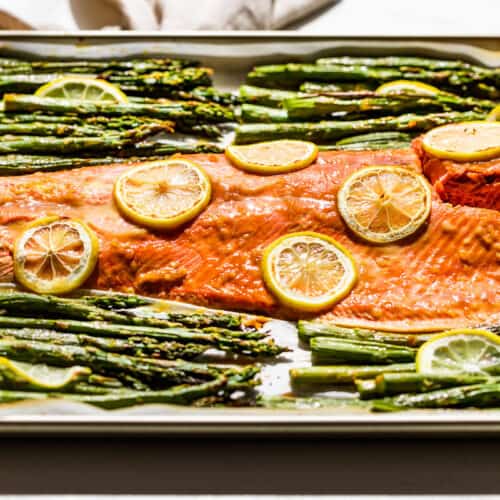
[{"left": 0, "top": 32, "right": 498, "bottom": 436}]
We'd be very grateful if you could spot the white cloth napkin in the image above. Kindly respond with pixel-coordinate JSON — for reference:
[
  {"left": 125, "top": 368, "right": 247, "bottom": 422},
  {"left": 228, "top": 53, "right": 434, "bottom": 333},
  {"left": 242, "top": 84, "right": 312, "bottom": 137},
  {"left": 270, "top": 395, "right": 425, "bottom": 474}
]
[{"left": 0, "top": 0, "right": 337, "bottom": 30}]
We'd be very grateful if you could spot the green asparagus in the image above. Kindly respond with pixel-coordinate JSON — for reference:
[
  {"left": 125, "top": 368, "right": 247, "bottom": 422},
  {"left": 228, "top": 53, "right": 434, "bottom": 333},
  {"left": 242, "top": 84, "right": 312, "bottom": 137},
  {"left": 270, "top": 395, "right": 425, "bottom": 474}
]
[
  {"left": 0, "top": 122, "right": 125, "bottom": 137},
  {"left": 3, "top": 94, "right": 234, "bottom": 126},
  {"left": 318, "top": 131, "right": 415, "bottom": 151},
  {"left": 240, "top": 104, "right": 289, "bottom": 123},
  {"left": 0, "top": 147, "right": 224, "bottom": 175},
  {"left": 299, "top": 81, "right": 377, "bottom": 93},
  {"left": 334, "top": 131, "right": 415, "bottom": 146},
  {"left": 0, "top": 315, "right": 279, "bottom": 358},
  {"left": 130, "top": 86, "right": 238, "bottom": 106},
  {"left": 234, "top": 111, "right": 486, "bottom": 144},
  {"left": 315, "top": 56, "right": 490, "bottom": 72},
  {"left": 0, "top": 327, "right": 210, "bottom": 360},
  {"left": 0, "top": 338, "right": 227, "bottom": 387},
  {"left": 106, "top": 67, "right": 212, "bottom": 91},
  {"left": 0, "top": 376, "right": 227, "bottom": 409},
  {"left": 0, "top": 292, "right": 244, "bottom": 330},
  {"left": 239, "top": 85, "right": 300, "bottom": 107},
  {"left": 297, "top": 320, "right": 435, "bottom": 347},
  {"left": 80, "top": 294, "right": 153, "bottom": 310},
  {"left": 290, "top": 363, "right": 416, "bottom": 385},
  {"left": 247, "top": 63, "right": 497, "bottom": 90},
  {"left": 283, "top": 94, "right": 494, "bottom": 120},
  {"left": 0, "top": 123, "right": 168, "bottom": 154},
  {"left": 372, "top": 383, "right": 500, "bottom": 411},
  {"left": 0, "top": 57, "right": 197, "bottom": 74},
  {"left": 311, "top": 337, "right": 417, "bottom": 365},
  {"left": 356, "top": 372, "right": 498, "bottom": 399}
]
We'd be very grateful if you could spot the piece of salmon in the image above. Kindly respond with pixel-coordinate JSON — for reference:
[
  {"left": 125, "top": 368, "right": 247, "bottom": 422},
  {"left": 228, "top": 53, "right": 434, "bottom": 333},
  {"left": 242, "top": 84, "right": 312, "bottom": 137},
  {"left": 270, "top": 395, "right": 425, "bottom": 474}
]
[
  {"left": 413, "top": 138, "right": 500, "bottom": 211},
  {"left": 0, "top": 149, "right": 498, "bottom": 332}
]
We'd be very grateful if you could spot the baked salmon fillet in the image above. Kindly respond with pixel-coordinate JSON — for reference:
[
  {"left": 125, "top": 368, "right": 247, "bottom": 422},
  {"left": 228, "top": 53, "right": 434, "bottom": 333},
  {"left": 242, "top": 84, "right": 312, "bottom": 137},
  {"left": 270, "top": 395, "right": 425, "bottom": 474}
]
[
  {"left": 0, "top": 149, "right": 498, "bottom": 331},
  {"left": 413, "top": 138, "right": 500, "bottom": 211}
]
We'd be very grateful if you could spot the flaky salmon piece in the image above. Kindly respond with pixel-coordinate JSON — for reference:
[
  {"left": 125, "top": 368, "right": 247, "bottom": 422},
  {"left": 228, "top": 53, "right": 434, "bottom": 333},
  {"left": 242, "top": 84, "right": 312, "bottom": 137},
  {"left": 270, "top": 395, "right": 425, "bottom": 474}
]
[
  {"left": 0, "top": 149, "right": 498, "bottom": 331},
  {"left": 413, "top": 137, "right": 500, "bottom": 211}
]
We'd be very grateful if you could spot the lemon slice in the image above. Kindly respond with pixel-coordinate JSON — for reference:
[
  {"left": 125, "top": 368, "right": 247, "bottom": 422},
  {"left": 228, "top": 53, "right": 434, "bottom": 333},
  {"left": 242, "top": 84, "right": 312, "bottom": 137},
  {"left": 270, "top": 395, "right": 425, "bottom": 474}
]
[
  {"left": 376, "top": 80, "right": 441, "bottom": 96},
  {"left": 13, "top": 216, "right": 99, "bottom": 295},
  {"left": 416, "top": 329, "right": 500, "bottom": 376},
  {"left": 261, "top": 231, "right": 357, "bottom": 312},
  {"left": 422, "top": 121, "right": 500, "bottom": 162},
  {"left": 35, "top": 76, "right": 128, "bottom": 103},
  {"left": 114, "top": 159, "right": 212, "bottom": 231},
  {"left": 487, "top": 104, "right": 500, "bottom": 122},
  {"left": 226, "top": 140, "right": 318, "bottom": 174},
  {"left": 0, "top": 357, "right": 90, "bottom": 391},
  {"left": 337, "top": 165, "right": 431, "bottom": 244}
]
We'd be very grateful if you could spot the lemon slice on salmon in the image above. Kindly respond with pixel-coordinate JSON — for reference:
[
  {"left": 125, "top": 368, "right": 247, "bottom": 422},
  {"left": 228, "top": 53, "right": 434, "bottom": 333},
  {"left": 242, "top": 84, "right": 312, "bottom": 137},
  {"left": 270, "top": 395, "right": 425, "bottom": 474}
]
[
  {"left": 35, "top": 76, "right": 128, "bottom": 103},
  {"left": 261, "top": 231, "right": 357, "bottom": 312},
  {"left": 337, "top": 165, "right": 432, "bottom": 244},
  {"left": 226, "top": 140, "right": 318, "bottom": 174},
  {"left": 114, "top": 159, "right": 212, "bottom": 231},
  {"left": 13, "top": 216, "right": 99, "bottom": 294},
  {"left": 416, "top": 329, "right": 500, "bottom": 376},
  {"left": 422, "top": 121, "right": 500, "bottom": 162},
  {"left": 376, "top": 80, "right": 441, "bottom": 96}
]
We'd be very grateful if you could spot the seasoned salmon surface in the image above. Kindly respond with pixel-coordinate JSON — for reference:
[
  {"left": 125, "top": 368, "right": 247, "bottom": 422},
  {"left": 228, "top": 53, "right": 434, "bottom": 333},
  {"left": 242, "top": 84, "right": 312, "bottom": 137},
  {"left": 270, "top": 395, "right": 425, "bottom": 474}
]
[
  {"left": 413, "top": 138, "right": 500, "bottom": 211},
  {"left": 0, "top": 149, "right": 498, "bottom": 331}
]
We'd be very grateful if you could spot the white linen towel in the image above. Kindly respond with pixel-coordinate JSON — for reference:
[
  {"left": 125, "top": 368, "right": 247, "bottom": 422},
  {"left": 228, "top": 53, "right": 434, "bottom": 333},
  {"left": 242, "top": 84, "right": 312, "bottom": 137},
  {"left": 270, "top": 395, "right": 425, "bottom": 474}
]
[{"left": 0, "top": 0, "right": 337, "bottom": 30}]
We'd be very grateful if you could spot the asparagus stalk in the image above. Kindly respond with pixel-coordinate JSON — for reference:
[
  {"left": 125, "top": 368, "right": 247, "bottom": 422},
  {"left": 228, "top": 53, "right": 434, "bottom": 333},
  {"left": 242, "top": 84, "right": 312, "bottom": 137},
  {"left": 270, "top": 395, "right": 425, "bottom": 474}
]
[
  {"left": 106, "top": 67, "right": 212, "bottom": 91},
  {"left": 80, "top": 294, "right": 153, "bottom": 310},
  {"left": 0, "top": 122, "right": 117, "bottom": 137},
  {"left": 0, "top": 113, "right": 178, "bottom": 133},
  {"left": 0, "top": 57, "right": 197, "bottom": 74},
  {"left": 300, "top": 81, "right": 377, "bottom": 93},
  {"left": 234, "top": 111, "right": 486, "bottom": 144},
  {"left": 315, "top": 56, "right": 492, "bottom": 73},
  {"left": 87, "top": 373, "right": 125, "bottom": 389},
  {"left": 0, "top": 327, "right": 210, "bottom": 360},
  {"left": 0, "top": 376, "right": 227, "bottom": 409},
  {"left": 240, "top": 104, "right": 289, "bottom": 123},
  {"left": 320, "top": 141, "right": 412, "bottom": 152},
  {"left": 0, "top": 73, "right": 67, "bottom": 94},
  {"left": 290, "top": 363, "right": 416, "bottom": 385},
  {"left": 130, "top": 87, "right": 238, "bottom": 106},
  {"left": 334, "top": 131, "right": 416, "bottom": 146},
  {"left": 0, "top": 68, "right": 211, "bottom": 98},
  {"left": 283, "top": 94, "right": 494, "bottom": 120},
  {"left": 297, "top": 320, "right": 435, "bottom": 347},
  {"left": 0, "top": 338, "right": 225, "bottom": 387},
  {"left": 0, "top": 123, "right": 169, "bottom": 154},
  {"left": 247, "top": 63, "right": 496, "bottom": 90},
  {"left": 0, "top": 316, "right": 278, "bottom": 358},
  {"left": 3, "top": 94, "right": 234, "bottom": 126},
  {"left": 372, "top": 383, "right": 500, "bottom": 412},
  {"left": 239, "top": 85, "right": 300, "bottom": 107},
  {"left": 356, "top": 372, "right": 498, "bottom": 399},
  {"left": 0, "top": 292, "right": 244, "bottom": 330},
  {"left": 318, "top": 132, "right": 415, "bottom": 151},
  {"left": 311, "top": 337, "right": 417, "bottom": 365},
  {"left": 0, "top": 145, "right": 224, "bottom": 175}
]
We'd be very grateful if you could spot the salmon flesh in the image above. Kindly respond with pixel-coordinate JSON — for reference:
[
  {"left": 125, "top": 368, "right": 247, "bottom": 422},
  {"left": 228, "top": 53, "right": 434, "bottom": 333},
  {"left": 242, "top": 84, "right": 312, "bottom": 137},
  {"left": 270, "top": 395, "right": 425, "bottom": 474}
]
[
  {"left": 414, "top": 138, "right": 500, "bottom": 211},
  {"left": 0, "top": 149, "right": 498, "bottom": 331}
]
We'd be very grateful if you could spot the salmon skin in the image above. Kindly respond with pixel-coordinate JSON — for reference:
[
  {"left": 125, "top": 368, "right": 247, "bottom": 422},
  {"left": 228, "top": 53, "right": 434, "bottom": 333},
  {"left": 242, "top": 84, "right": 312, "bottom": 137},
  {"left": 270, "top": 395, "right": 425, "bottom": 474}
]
[
  {"left": 413, "top": 138, "right": 500, "bottom": 211},
  {"left": 0, "top": 149, "right": 498, "bottom": 332}
]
